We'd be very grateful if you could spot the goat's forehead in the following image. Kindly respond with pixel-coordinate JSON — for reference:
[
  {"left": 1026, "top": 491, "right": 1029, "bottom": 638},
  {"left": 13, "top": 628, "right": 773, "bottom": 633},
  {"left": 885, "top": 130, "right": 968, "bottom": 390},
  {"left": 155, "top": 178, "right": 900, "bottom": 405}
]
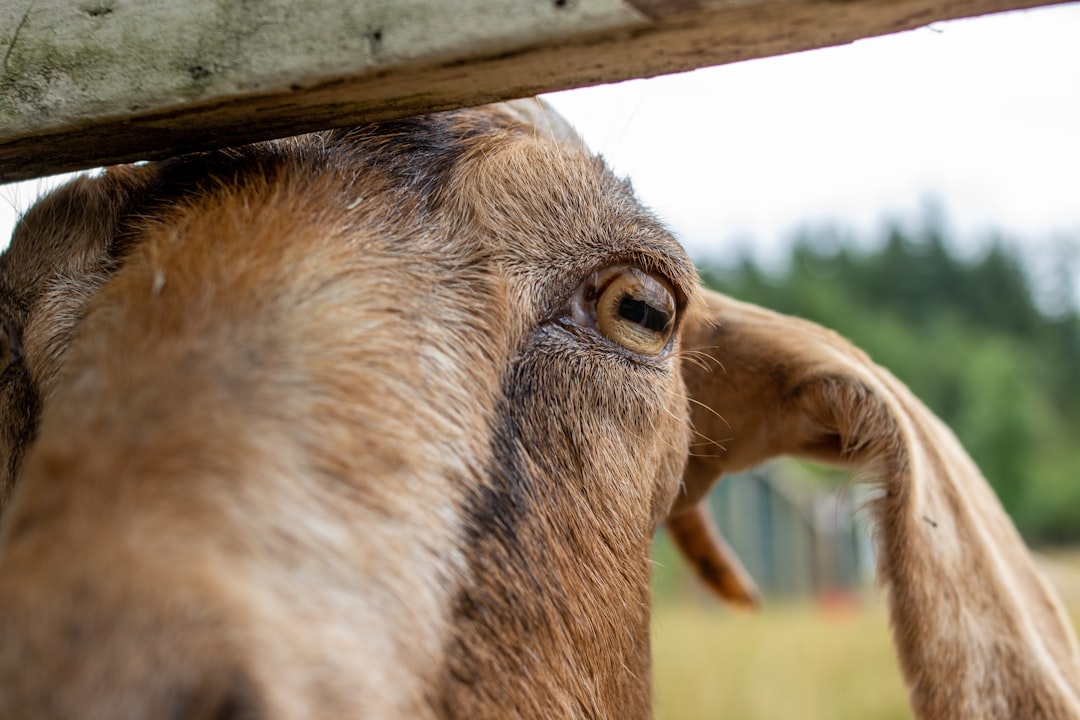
[
  {"left": 151, "top": 109, "right": 694, "bottom": 321},
  {"left": 425, "top": 120, "right": 695, "bottom": 326},
  {"left": 459, "top": 137, "right": 691, "bottom": 283},
  {"left": 330, "top": 105, "right": 692, "bottom": 282},
  {"left": 0, "top": 105, "right": 694, "bottom": 336}
]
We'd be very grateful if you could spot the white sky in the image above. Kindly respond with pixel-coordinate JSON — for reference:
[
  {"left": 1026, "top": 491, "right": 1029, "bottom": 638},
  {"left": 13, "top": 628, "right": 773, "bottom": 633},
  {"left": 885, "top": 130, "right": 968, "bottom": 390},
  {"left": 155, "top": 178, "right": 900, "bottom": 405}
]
[
  {"left": 544, "top": 2, "right": 1080, "bottom": 269},
  {"left": 3, "top": 2, "right": 1079, "bottom": 281}
]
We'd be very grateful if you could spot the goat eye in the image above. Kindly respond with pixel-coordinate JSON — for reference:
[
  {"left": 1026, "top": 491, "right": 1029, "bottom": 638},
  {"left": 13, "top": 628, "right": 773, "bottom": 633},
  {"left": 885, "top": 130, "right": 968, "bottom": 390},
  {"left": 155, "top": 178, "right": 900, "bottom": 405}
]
[{"left": 574, "top": 266, "right": 676, "bottom": 355}]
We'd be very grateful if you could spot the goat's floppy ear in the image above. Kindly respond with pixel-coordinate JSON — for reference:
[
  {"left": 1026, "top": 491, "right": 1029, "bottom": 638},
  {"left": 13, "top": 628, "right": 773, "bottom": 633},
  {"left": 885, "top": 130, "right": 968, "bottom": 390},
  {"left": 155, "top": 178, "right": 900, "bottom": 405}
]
[
  {"left": 665, "top": 501, "right": 760, "bottom": 608},
  {"left": 675, "top": 287, "right": 1080, "bottom": 719}
]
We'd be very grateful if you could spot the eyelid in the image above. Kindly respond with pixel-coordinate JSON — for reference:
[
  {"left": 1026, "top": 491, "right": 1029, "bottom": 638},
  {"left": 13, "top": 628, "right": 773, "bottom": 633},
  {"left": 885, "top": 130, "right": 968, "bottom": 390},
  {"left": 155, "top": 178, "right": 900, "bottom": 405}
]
[{"left": 567, "top": 264, "right": 678, "bottom": 356}]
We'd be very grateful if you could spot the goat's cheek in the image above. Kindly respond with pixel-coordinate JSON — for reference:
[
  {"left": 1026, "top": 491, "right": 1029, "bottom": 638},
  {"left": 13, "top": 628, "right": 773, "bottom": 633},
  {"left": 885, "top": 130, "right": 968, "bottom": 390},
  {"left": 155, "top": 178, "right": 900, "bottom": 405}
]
[
  {"left": 642, "top": 377, "right": 690, "bottom": 527},
  {"left": 522, "top": 338, "right": 686, "bottom": 526}
]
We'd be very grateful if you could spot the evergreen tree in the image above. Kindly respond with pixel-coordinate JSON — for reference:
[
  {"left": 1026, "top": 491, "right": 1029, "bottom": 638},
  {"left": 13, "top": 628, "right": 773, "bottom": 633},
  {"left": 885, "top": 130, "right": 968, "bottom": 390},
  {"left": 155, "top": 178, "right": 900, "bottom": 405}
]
[{"left": 701, "top": 223, "right": 1080, "bottom": 543}]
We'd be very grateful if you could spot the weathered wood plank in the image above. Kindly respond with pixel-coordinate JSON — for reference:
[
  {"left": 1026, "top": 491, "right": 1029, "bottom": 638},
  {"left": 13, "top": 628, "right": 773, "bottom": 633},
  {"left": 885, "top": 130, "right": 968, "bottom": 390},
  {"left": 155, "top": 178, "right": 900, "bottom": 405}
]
[{"left": 0, "top": 0, "right": 1066, "bottom": 182}]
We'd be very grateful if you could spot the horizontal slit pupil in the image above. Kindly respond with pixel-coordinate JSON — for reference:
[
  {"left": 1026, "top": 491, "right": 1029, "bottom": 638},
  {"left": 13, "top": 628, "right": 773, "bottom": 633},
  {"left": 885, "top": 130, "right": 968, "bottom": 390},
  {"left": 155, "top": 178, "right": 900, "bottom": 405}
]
[{"left": 618, "top": 296, "right": 669, "bottom": 332}]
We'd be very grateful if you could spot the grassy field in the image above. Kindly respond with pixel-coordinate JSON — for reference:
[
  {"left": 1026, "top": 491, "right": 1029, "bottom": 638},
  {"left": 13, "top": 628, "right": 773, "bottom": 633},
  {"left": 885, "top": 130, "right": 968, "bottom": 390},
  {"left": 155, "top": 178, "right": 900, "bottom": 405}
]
[
  {"left": 652, "top": 552, "right": 1080, "bottom": 719},
  {"left": 652, "top": 599, "right": 912, "bottom": 720}
]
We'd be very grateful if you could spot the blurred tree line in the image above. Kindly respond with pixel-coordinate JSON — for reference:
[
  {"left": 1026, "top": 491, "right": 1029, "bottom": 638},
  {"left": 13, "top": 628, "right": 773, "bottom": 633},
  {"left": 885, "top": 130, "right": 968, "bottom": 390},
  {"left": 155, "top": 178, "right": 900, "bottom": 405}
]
[{"left": 699, "top": 219, "right": 1080, "bottom": 544}]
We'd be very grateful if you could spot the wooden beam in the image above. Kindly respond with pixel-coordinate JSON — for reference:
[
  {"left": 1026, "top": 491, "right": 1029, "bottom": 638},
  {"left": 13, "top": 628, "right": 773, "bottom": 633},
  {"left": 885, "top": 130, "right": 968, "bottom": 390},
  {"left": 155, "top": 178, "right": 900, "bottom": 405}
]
[{"left": 0, "top": 0, "right": 1066, "bottom": 182}]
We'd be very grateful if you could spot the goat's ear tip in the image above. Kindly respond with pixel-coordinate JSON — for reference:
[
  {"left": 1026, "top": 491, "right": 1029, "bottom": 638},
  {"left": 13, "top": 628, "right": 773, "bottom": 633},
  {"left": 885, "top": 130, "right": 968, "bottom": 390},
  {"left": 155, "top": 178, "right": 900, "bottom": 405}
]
[
  {"left": 494, "top": 98, "right": 588, "bottom": 151},
  {"left": 666, "top": 503, "right": 762, "bottom": 611},
  {"left": 100, "top": 163, "right": 159, "bottom": 193},
  {"left": 725, "top": 584, "right": 762, "bottom": 612}
]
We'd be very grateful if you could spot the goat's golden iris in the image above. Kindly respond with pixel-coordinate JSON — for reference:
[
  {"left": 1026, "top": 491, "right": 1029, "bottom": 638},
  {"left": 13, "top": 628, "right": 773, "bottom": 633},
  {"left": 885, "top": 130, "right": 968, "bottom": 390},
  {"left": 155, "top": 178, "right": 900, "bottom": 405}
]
[{"left": 594, "top": 268, "right": 675, "bottom": 355}]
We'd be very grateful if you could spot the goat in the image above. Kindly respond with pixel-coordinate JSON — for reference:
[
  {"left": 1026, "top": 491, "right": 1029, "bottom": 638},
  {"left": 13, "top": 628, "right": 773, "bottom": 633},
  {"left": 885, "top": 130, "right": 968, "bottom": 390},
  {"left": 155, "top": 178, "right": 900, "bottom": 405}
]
[{"left": 0, "top": 99, "right": 1076, "bottom": 719}]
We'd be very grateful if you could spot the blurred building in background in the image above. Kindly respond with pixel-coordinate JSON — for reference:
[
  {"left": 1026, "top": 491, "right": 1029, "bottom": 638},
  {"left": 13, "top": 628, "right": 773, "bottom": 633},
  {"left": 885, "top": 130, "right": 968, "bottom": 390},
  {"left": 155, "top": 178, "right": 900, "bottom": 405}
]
[
  {"left": 655, "top": 464, "right": 878, "bottom": 603},
  {"left": 710, "top": 467, "right": 876, "bottom": 600}
]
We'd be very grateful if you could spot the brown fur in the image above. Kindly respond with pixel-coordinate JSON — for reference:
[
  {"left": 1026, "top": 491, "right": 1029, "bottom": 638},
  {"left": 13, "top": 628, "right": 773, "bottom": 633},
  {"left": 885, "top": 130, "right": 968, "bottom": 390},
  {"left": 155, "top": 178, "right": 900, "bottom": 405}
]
[
  {"left": 0, "top": 100, "right": 1075, "bottom": 719},
  {"left": 679, "top": 291, "right": 1080, "bottom": 718},
  {"left": 666, "top": 502, "right": 759, "bottom": 608}
]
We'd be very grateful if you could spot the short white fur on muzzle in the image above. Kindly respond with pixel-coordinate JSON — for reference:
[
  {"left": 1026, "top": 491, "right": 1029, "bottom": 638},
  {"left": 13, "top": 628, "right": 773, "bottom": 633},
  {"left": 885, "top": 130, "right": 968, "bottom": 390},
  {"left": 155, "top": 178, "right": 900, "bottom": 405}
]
[{"left": 0, "top": 99, "right": 1074, "bottom": 719}]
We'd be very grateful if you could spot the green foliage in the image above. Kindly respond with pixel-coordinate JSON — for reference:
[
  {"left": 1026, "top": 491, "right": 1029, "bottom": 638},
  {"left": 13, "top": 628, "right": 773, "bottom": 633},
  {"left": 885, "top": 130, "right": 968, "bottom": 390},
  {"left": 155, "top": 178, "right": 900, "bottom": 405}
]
[{"left": 699, "top": 217, "right": 1080, "bottom": 543}]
